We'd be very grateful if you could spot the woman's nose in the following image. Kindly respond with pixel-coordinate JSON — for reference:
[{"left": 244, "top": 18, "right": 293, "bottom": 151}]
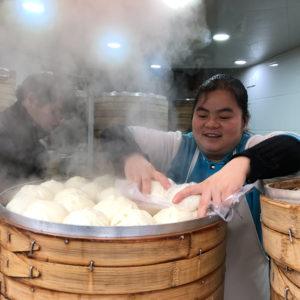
[{"left": 205, "top": 117, "right": 220, "bottom": 128}]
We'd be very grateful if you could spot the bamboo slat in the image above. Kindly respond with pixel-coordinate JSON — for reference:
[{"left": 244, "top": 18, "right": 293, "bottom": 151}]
[
  {"left": 169, "top": 100, "right": 194, "bottom": 133},
  {"left": 262, "top": 223, "right": 300, "bottom": 272},
  {"left": 275, "top": 260, "right": 300, "bottom": 289},
  {"left": 0, "top": 220, "right": 226, "bottom": 266},
  {"left": 0, "top": 247, "right": 40, "bottom": 278},
  {"left": 261, "top": 194, "right": 300, "bottom": 238},
  {"left": 270, "top": 259, "right": 300, "bottom": 299},
  {"left": 270, "top": 287, "right": 284, "bottom": 300},
  {"left": 2, "top": 240, "right": 225, "bottom": 294},
  {"left": 94, "top": 96, "right": 168, "bottom": 134},
  {"left": 0, "top": 222, "right": 40, "bottom": 252},
  {"left": 0, "top": 68, "right": 16, "bottom": 112},
  {"left": 0, "top": 264, "right": 224, "bottom": 299}
]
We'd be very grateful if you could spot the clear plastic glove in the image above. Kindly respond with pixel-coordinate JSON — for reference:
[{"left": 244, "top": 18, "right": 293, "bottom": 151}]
[
  {"left": 211, "top": 183, "right": 255, "bottom": 221},
  {"left": 173, "top": 156, "right": 251, "bottom": 217},
  {"left": 124, "top": 153, "right": 171, "bottom": 194}
]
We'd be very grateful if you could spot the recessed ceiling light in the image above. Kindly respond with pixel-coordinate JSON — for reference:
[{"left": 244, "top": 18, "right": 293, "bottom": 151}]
[
  {"left": 150, "top": 64, "right": 161, "bottom": 69},
  {"left": 213, "top": 33, "right": 230, "bottom": 41},
  {"left": 107, "top": 43, "right": 121, "bottom": 49},
  {"left": 269, "top": 63, "right": 279, "bottom": 67},
  {"left": 22, "top": 1, "right": 45, "bottom": 13},
  {"left": 234, "top": 60, "right": 247, "bottom": 65},
  {"left": 162, "top": 0, "right": 196, "bottom": 10}
]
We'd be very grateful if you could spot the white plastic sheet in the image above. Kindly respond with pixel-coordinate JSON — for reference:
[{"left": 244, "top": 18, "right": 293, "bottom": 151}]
[{"left": 115, "top": 179, "right": 256, "bottom": 221}]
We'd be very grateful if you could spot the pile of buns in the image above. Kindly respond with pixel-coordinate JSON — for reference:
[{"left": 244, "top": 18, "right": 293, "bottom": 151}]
[{"left": 6, "top": 175, "right": 200, "bottom": 226}]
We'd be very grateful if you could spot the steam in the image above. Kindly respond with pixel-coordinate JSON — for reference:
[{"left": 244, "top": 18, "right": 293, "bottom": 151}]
[
  {"left": 0, "top": 0, "right": 210, "bottom": 181},
  {"left": 0, "top": 0, "right": 210, "bottom": 87}
]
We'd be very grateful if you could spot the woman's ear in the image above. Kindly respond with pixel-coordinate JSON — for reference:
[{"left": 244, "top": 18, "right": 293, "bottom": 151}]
[{"left": 243, "top": 113, "right": 250, "bottom": 130}]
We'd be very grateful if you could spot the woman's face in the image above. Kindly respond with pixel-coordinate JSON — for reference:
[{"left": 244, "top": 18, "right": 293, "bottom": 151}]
[{"left": 192, "top": 89, "right": 248, "bottom": 161}]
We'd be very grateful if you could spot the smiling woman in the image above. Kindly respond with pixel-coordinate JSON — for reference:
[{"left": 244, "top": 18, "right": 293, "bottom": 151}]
[{"left": 100, "top": 73, "right": 300, "bottom": 300}]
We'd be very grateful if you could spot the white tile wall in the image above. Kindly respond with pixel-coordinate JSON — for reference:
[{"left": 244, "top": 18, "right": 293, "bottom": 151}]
[{"left": 237, "top": 46, "right": 300, "bottom": 135}]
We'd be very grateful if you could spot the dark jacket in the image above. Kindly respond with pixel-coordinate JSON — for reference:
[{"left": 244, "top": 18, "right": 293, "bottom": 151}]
[{"left": 0, "top": 102, "right": 48, "bottom": 191}]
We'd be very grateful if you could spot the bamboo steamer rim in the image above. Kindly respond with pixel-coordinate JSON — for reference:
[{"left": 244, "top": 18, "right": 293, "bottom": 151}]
[
  {"left": 0, "top": 182, "right": 222, "bottom": 239},
  {"left": 95, "top": 93, "right": 167, "bottom": 101},
  {"left": 265, "top": 178, "right": 300, "bottom": 204}
]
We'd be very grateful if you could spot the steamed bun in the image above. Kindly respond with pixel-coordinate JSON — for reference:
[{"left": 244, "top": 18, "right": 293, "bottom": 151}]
[
  {"left": 80, "top": 181, "right": 103, "bottom": 203},
  {"left": 22, "top": 200, "right": 68, "bottom": 223},
  {"left": 64, "top": 176, "right": 89, "bottom": 188},
  {"left": 63, "top": 208, "right": 109, "bottom": 226},
  {"left": 166, "top": 184, "right": 200, "bottom": 212},
  {"left": 111, "top": 208, "right": 156, "bottom": 226},
  {"left": 97, "top": 186, "right": 120, "bottom": 203},
  {"left": 153, "top": 206, "right": 196, "bottom": 224},
  {"left": 94, "top": 196, "right": 138, "bottom": 221},
  {"left": 40, "top": 179, "right": 64, "bottom": 194},
  {"left": 54, "top": 188, "right": 94, "bottom": 212},
  {"left": 6, "top": 195, "right": 40, "bottom": 214},
  {"left": 12, "top": 184, "right": 54, "bottom": 201},
  {"left": 150, "top": 180, "right": 167, "bottom": 198}
]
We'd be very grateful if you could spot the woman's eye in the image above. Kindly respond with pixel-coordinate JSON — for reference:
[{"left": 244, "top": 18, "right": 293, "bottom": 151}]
[
  {"left": 219, "top": 116, "right": 231, "bottom": 120},
  {"left": 198, "top": 114, "right": 207, "bottom": 118}
]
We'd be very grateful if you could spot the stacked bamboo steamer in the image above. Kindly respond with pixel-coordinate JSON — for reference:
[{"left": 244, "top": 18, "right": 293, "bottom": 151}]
[
  {"left": 169, "top": 99, "right": 194, "bottom": 133},
  {"left": 94, "top": 92, "right": 168, "bottom": 137},
  {"left": 0, "top": 68, "right": 16, "bottom": 112},
  {"left": 261, "top": 178, "right": 300, "bottom": 299},
  {"left": 0, "top": 184, "right": 227, "bottom": 299}
]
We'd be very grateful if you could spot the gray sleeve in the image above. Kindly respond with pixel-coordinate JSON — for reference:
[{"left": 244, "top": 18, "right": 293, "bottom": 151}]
[
  {"left": 245, "top": 131, "right": 300, "bottom": 149},
  {"left": 128, "top": 126, "right": 182, "bottom": 173}
]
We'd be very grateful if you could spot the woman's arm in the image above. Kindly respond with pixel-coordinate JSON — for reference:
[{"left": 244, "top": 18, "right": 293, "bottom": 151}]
[
  {"left": 174, "top": 135, "right": 300, "bottom": 217},
  {"left": 124, "top": 153, "right": 171, "bottom": 194},
  {"left": 235, "top": 134, "right": 300, "bottom": 182},
  {"left": 100, "top": 125, "right": 181, "bottom": 191}
]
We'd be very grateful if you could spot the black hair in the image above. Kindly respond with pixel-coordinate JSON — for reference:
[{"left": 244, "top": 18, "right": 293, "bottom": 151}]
[
  {"left": 16, "top": 72, "right": 59, "bottom": 105},
  {"left": 16, "top": 72, "right": 77, "bottom": 115},
  {"left": 193, "top": 74, "right": 250, "bottom": 124}
]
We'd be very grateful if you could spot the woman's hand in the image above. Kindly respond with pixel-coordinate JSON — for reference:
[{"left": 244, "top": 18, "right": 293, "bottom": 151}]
[
  {"left": 124, "top": 153, "right": 171, "bottom": 194},
  {"left": 173, "top": 156, "right": 251, "bottom": 217}
]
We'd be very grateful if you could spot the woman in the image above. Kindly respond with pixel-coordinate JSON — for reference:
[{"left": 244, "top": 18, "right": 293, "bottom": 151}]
[{"left": 100, "top": 74, "right": 300, "bottom": 299}]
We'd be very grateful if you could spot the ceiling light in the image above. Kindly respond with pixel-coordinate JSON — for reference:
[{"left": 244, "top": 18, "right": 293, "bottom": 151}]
[
  {"left": 22, "top": 1, "right": 45, "bottom": 13},
  {"left": 107, "top": 43, "right": 121, "bottom": 49},
  {"left": 269, "top": 63, "right": 279, "bottom": 67},
  {"left": 213, "top": 33, "right": 230, "bottom": 41},
  {"left": 234, "top": 60, "right": 247, "bottom": 65},
  {"left": 162, "top": 0, "right": 196, "bottom": 10},
  {"left": 150, "top": 64, "right": 161, "bottom": 69}
]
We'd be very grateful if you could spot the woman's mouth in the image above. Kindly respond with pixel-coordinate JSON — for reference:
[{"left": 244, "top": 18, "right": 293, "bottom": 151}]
[{"left": 203, "top": 133, "right": 222, "bottom": 138}]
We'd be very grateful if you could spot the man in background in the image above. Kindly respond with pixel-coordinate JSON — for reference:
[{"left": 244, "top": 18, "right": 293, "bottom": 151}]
[{"left": 0, "top": 72, "right": 75, "bottom": 191}]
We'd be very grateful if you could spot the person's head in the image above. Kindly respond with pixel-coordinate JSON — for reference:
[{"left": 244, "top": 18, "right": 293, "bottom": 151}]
[
  {"left": 16, "top": 72, "right": 75, "bottom": 133},
  {"left": 192, "top": 74, "right": 250, "bottom": 161}
]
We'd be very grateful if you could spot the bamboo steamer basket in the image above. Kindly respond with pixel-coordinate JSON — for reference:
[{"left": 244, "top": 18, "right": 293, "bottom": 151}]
[
  {"left": 0, "top": 67, "right": 16, "bottom": 112},
  {"left": 261, "top": 178, "right": 300, "bottom": 299},
  {"left": 261, "top": 178, "right": 300, "bottom": 271},
  {"left": 0, "top": 184, "right": 226, "bottom": 299},
  {"left": 169, "top": 99, "right": 194, "bottom": 133},
  {"left": 94, "top": 93, "right": 168, "bottom": 137}
]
